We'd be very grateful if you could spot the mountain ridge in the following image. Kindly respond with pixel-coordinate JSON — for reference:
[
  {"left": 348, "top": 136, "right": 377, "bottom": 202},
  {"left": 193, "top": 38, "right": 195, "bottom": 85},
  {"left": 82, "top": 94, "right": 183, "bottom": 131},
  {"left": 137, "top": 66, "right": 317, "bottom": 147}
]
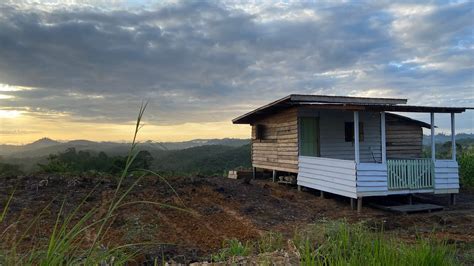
[
  {"left": 0, "top": 137, "right": 250, "bottom": 158},
  {"left": 422, "top": 133, "right": 474, "bottom": 145}
]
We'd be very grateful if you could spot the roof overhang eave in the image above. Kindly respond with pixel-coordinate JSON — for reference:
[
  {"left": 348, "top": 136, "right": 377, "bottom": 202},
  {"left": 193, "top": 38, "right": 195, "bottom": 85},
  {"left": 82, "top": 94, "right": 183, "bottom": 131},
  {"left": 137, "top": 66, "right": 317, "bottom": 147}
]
[{"left": 232, "top": 94, "right": 471, "bottom": 124}]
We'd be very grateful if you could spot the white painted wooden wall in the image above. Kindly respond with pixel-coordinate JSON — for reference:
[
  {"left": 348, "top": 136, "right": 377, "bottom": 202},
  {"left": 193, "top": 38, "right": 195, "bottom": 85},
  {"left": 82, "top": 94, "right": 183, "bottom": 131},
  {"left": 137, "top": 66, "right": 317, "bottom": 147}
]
[
  {"left": 299, "top": 109, "right": 382, "bottom": 163},
  {"left": 298, "top": 156, "right": 357, "bottom": 198},
  {"left": 434, "top": 160, "right": 460, "bottom": 194},
  {"left": 298, "top": 158, "right": 459, "bottom": 198},
  {"left": 356, "top": 163, "right": 388, "bottom": 196}
]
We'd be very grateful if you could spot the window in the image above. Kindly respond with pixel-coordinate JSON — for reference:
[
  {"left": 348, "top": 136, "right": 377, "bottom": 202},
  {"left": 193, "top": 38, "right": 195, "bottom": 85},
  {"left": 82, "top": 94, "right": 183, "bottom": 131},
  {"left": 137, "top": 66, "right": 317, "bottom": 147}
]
[
  {"left": 255, "top": 124, "right": 266, "bottom": 140},
  {"left": 345, "top": 122, "right": 364, "bottom": 142}
]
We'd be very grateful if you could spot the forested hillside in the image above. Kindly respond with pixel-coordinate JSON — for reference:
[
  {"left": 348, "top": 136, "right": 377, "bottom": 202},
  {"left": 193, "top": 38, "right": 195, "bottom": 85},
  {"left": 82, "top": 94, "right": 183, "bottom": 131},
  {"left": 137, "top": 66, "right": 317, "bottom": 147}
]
[{"left": 0, "top": 144, "right": 251, "bottom": 177}]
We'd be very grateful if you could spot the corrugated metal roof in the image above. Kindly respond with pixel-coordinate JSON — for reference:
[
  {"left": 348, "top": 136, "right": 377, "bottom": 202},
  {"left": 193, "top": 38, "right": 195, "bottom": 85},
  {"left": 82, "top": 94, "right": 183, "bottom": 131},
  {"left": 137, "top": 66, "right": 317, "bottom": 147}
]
[
  {"left": 232, "top": 94, "right": 471, "bottom": 124},
  {"left": 288, "top": 94, "right": 407, "bottom": 105}
]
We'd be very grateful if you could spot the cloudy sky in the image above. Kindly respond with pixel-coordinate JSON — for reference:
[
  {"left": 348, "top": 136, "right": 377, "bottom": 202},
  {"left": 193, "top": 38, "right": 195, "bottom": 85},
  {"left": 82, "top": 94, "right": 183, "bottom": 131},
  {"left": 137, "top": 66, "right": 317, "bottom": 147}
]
[{"left": 0, "top": 0, "right": 472, "bottom": 144}]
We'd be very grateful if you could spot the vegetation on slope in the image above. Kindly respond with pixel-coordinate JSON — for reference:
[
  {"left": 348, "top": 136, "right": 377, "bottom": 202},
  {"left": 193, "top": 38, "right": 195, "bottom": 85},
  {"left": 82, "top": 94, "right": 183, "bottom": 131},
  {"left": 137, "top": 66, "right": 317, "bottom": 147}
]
[
  {"left": 0, "top": 163, "right": 24, "bottom": 178},
  {"left": 211, "top": 220, "right": 458, "bottom": 265},
  {"left": 0, "top": 103, "right": 156, "bottom": 264},
  {"left": 459, "top": 150, "right": 474, "bottom": 189},
  {"left": 423, "top": 138, "right": 474, "bottom": 189}
]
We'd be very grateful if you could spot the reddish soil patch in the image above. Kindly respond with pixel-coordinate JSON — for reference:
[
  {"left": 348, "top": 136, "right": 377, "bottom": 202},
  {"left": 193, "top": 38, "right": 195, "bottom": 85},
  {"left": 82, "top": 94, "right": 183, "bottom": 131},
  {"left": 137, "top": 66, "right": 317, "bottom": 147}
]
[{"left": 1, "top": 175, "right": 473, "bottom": 263}]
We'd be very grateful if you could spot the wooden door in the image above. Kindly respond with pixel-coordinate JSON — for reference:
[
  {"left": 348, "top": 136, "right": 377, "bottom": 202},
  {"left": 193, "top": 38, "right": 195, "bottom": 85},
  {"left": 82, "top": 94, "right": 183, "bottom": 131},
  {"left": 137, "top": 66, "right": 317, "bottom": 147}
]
[{"left": 300, "top": 117, "right": 320, "bottom": 157}]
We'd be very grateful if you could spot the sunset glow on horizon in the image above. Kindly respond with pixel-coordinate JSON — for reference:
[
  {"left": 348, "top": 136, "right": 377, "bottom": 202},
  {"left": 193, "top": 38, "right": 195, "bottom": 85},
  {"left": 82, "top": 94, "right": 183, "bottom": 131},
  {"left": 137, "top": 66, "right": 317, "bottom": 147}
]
[{"left": 0, "top": 109, "right": 251, "bottom": 145}]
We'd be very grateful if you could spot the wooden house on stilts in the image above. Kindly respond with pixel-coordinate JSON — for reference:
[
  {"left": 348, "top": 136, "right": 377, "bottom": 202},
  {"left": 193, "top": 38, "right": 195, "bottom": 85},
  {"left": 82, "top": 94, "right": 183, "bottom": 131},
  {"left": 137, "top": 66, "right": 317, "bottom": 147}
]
[{"left": 233, "top": 94, "right": 470, "bottom": 212}]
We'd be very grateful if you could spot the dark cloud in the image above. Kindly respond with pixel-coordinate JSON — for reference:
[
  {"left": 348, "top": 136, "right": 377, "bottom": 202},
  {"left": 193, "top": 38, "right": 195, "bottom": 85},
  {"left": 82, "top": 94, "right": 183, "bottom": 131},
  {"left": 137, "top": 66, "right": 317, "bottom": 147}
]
[{"left": 0, "top": 1, "right": 472, "bottom": 130}]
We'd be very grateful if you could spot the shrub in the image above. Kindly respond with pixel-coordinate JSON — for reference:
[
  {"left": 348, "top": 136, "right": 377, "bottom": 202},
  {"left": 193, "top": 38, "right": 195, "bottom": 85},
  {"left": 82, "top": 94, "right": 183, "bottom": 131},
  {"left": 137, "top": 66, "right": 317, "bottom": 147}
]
[
  {"left": 459, "top": 150, "right": 474, "bottom": 189},
  {"left": 0, "top": 163, "right": 24, "bottom": 177}
]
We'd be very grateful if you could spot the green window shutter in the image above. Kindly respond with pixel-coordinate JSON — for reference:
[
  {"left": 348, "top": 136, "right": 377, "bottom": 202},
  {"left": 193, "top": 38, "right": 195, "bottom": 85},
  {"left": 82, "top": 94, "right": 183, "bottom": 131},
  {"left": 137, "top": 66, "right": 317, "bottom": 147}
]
[{"left": 300, "top": 117, "right": 319, "bottom": 157}]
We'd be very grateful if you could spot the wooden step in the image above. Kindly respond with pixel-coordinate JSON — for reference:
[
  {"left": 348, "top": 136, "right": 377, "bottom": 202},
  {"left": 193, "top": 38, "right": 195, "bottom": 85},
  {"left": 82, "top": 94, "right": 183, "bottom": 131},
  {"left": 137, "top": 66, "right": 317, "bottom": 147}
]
[{"left": 370, "top": 203, "right": 444, "bottom": 214}]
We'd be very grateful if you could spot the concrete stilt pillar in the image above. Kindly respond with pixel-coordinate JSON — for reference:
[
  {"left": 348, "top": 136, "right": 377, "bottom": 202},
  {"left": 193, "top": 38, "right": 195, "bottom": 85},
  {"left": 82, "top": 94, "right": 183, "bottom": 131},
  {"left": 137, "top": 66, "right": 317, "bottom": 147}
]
[
  {"left": 320, "top": 191, "right": 325, "bottom": 199},
  {"left": 350, "top": 198, "right": 356, "bottom": 210},
  {"left": 272, "top": 170, "right": 276, "bottom": 183},
  {"left": 449, "top": 194, "right": 456, "bottom": 206},
  {"left": 357, "top": 197, "right": 363, "bottom": 213}
]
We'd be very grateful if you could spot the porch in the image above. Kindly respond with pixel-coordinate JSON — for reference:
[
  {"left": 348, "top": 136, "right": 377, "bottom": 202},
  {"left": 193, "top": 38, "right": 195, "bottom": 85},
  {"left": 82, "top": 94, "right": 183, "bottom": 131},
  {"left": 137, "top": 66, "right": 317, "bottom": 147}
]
[
  {"left": 298, "top": 156, "right": 459, "bottom": 197},
  {"left": 355, "top": 159, "right": 459, "bottom": 197},
  {"left": 296, "top": 110, "right": 460, "bottom": 211}
]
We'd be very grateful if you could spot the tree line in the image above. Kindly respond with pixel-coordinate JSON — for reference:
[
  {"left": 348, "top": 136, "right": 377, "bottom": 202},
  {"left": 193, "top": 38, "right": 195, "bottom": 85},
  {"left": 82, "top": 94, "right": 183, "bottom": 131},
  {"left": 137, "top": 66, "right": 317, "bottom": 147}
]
[{"left": 37, "top": 148, "right": 153, "bottom": 174}]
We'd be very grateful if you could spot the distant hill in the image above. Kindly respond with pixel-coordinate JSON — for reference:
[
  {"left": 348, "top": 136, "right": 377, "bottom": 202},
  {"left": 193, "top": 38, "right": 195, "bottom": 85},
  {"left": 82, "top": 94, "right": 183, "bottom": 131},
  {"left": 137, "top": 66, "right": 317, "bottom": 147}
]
[
  {"left": 0, "top": 138, "right": 60, "bottom": 155},
  {"left": 0, "top": 138, "right": 250, "bottom": 158},
  {"left": 422, "top": 133, "right": 474, "bottom": 145},
  {"left": 153, "top": 144, "right": 251, "bottom": 175}
]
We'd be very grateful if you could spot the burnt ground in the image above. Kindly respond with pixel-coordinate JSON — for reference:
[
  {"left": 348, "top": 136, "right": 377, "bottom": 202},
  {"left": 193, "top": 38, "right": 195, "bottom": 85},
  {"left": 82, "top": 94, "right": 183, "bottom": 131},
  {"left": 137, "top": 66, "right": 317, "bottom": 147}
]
[{"left": 1, "top": 174, "right": 473, "bottom": 263}]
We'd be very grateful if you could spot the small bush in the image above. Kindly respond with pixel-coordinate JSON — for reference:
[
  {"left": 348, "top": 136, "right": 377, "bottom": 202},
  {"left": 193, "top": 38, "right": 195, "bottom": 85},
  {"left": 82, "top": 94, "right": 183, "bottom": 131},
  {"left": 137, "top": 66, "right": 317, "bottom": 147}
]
[
  {"left": 459, "top": 150, "right": 474, "bottom": 189},
  {"left": 0, "top": 162, "right": 24, "bottom": 177}
]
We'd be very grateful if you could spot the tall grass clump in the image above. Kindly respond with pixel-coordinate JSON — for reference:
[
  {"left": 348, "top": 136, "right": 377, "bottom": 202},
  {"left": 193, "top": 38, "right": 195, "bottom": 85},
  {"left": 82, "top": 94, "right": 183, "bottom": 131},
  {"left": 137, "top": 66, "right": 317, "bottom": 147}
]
[
  {"left": 211, "top": 239, "right": 252, "bottom": 262},
  {"left": 256, "top": 231, "right": 284, "bottom": 253},
  {"left": 293, "top": 220, "right": 457, "bottom": 266},
  {"left": 0, "top": 102, "right": 182, "bottom": 265}
]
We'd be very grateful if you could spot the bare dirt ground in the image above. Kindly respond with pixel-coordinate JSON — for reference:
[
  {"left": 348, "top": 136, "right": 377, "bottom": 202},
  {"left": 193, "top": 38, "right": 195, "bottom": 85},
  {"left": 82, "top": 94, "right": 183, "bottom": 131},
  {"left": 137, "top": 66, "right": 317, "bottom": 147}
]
[{"left": 1, "top": 174, "right": 473, "bottom": 264}]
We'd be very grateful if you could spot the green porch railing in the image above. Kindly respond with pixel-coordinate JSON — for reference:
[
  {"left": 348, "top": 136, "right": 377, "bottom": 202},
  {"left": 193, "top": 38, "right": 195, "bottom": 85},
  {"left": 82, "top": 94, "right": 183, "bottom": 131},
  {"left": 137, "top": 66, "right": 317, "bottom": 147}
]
[{"left": 387, "top": 159, "right": 434, "bottom": 190}]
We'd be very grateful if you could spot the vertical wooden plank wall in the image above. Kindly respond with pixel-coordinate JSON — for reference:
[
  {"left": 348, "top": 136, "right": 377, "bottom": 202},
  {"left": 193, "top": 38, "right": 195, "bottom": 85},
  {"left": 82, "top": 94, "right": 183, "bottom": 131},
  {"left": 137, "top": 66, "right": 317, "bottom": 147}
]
[{"left": 251, "top": 107, "right": 299, "bottom": 173}]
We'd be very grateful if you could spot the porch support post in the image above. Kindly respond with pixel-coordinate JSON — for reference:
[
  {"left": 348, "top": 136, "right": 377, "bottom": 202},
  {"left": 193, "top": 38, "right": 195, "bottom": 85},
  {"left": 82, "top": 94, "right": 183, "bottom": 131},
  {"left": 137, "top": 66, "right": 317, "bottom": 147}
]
[
  {"left": 451, "top": 113, "right": 456, "bottom": 161},
  {"left": 430, "top": 113, "right": 435, "bottom": 162},
  {"left": 272, "top": 170, "right": 276, "bottom": 183},
  {"left": 381, "top": 111, "right": 386, "bottom": 164},
  {"left": 449, "top": 113, "right": 457, "bottom": 207},
  {"left": 354, "top": 111, "right": 360, "bottom": 164}
]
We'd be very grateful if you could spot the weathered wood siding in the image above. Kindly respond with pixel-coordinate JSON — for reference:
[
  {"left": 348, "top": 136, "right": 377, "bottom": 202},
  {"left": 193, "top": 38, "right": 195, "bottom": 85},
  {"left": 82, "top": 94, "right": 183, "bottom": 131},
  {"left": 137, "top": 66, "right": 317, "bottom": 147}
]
[
  {"left": 298, "top": 109, "right": 382, "bottom": 163},
  {"left": 298, "top": 156, "right": 357, "bottom": 198},
  {"left": 251, "top": 107, "right": 298, "bottom": 173},
  {"left": 386, "top": 116, "right": 423, "bottom": 159},
  {"left": 434, "top": 160, "right": 459, "bottom": 194},
  {"left": 356, "top": 163, "right": 388, "bottom": 196}
]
